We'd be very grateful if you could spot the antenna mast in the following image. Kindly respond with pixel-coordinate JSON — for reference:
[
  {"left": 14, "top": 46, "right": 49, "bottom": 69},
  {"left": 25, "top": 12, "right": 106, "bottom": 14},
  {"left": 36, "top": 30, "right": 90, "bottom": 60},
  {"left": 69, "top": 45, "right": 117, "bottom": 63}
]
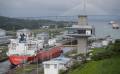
[{"left": 83, "top": 0, "right": 86, "bottom": 15}]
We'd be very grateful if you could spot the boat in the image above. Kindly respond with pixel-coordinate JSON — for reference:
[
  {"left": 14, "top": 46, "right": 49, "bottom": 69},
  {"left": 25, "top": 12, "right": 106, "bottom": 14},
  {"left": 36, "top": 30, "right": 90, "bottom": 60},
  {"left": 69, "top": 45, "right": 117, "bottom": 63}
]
[
  {"left": 109, "top": 21, "right": 115, "bottom": 24},
  {"left": 109, "top": 21, "right": 119, "bottom": 29},
  {"left": 6, "top": 29, "right": 63, "bottom": 66},
  {"left": 112, "top": 23, "right": 119, "bottom": 29}
]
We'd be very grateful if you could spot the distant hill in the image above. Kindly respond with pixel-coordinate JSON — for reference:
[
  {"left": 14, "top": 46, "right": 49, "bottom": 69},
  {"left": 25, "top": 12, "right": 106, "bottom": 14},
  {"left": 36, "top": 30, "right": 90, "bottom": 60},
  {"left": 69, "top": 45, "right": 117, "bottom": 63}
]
[{"left": 0, "top": 16, "right": 72, "bottom": 30}]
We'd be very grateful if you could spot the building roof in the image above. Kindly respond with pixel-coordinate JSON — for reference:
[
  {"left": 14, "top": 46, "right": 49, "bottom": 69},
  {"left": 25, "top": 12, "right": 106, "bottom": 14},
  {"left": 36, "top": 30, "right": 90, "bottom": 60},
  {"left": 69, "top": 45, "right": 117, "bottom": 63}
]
[
  {"left": 53, "top": 56, "right": 71, "bottom": 64},
  {"left": 37, "top": 32, "right": 49, "bottom": 36},
  {"left": 78, "top": 15, "right": 88, "bottom": 17},
  {"left": 66, "top": 25, "right": 93, "bottom": 29},
  {"left": 43, "top": 56, "right": 71, "bottom": 65},
  {"left": 17, "top": 28, "right": 31, "bottom": 32},
  {"left": 43, "top": 60, "right": 62, "bottom": 65}
]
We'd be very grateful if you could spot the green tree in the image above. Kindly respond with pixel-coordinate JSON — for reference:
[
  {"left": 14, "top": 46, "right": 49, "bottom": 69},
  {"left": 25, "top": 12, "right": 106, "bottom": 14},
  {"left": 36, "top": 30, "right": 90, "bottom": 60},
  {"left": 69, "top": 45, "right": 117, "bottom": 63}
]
[{"left": 113, "top": 39, "right": 120, "bottom": 52}]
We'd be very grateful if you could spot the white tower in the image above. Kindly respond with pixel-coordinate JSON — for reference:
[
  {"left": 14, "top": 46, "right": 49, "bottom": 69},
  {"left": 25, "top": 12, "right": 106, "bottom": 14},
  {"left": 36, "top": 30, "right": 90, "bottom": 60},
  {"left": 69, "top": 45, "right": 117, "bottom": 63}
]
[
  {"left": 66, "top": 15, "right": 95, "bottom": 54},
  {"left": 66, "top": 0, "right": 95, "bottom": 55}
]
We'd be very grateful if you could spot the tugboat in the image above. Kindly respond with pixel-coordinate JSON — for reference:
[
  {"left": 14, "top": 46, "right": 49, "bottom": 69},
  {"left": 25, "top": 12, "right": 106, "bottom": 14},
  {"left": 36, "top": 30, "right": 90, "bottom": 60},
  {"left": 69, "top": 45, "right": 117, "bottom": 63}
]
[{"left": 6, "top": 29, "right": 63, "bottom": 66}]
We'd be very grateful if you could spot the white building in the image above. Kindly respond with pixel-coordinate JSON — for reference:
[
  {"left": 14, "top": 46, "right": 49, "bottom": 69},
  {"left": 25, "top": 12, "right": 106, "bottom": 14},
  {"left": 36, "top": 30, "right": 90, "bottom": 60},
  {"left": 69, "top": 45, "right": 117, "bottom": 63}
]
[
  {"left": 52, "top": 57, "right": 73, "bottom": 69},
  {"left": 43, "top": 57, "right": 72, "bottom": 74},
  {"left": 42, "top": 26, "right": 49, "bottom": 29},
  {"left": 36, "top": 32, "right": 49, "bottom": 44},
  {"left": 48, "top": 38, "right": 57, "bottom": 46},
  {"left": 91, "top": 42, "right": 102, "bottom": 48},
  {"left": 0, "top": 29, "right": 6, "bottom": 37},
  {"left": 102, "top": 40, "right": 109, "bottom": 46},
  {"left": 43, "top": 60, "right": 60, "bottom": 74},
  {"left": 0, "top": 29, "right": 12, "bottom": 44}
]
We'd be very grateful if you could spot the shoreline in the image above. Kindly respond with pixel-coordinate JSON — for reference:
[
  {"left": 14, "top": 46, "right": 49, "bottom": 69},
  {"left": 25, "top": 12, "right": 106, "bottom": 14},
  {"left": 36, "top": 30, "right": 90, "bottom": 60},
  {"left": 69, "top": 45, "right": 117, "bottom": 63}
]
[{"left": 0, "top": 57, "right": 8, "bottom": 62}]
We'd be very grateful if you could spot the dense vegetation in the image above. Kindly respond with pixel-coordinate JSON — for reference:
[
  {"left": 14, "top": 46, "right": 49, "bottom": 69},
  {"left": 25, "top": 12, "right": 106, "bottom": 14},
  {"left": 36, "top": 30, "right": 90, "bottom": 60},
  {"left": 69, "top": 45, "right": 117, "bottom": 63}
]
[
  {"left": 68, "top": 39, "right": 120, "bottom": 74},
  {"left": 8, "top": 64, "right": 44, "bottom": 74},
  {"left": 0, "top": 46, "right": 8, "bottom": 62},
  {"left": 92, "top": 39, "right": 120, "bottom": 61},
  {"left": 69, "top": 55, "right": 120, "bottom": 74},
  {"left": 0, "top": 16, "right": 71, "bottom": 30}
]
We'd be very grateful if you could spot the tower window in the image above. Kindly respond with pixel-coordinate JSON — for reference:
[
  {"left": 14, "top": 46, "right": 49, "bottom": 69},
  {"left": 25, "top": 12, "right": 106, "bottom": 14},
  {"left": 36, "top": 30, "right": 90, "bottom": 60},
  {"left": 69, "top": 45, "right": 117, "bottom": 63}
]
[{"left": 77, "top": 30, "right": 86, "bottom": 34}]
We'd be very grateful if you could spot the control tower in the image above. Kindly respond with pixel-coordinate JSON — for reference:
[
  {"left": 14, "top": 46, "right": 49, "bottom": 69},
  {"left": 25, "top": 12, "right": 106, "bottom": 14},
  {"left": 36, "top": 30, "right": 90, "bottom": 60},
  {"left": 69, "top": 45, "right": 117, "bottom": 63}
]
[{"left": 66, "top": 15, "right": 95, "bottom": 54}]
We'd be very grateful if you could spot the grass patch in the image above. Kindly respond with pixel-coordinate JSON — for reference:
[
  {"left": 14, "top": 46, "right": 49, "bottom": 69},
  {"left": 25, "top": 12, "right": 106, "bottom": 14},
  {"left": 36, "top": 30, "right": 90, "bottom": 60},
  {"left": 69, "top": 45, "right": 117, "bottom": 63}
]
[
  {"left": 0, "top": 46, "right": 8, "bottom": 61},
  {"left": 14, "top": 64, "right": 38, "bottom": 74},
  {"left": 69, "top": 55, "right": 120, "bottom": 74},
  {"left": 68, "top": 40, "right": 120, "bottom": 74},
  {"left": 92, "top": 48, "right": 106, "bottom": 55}
]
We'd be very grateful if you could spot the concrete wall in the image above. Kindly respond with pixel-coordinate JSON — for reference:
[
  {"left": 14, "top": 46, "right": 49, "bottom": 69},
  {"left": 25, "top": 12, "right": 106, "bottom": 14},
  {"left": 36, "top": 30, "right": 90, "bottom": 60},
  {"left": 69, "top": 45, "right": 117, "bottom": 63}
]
[
  {"left": 77, "top": 37, "right": 88, "bottom": 54},
  {"left": 78, "top": 16, "right": 88, "bottom": 26}
]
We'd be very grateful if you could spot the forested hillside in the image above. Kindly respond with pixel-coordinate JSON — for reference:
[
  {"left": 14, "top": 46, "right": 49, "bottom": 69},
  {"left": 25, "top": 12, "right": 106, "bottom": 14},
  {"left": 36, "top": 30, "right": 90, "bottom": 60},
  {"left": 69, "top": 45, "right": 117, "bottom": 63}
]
[{"left": 0, "top": 16, "right": 70, "bottom": 30}]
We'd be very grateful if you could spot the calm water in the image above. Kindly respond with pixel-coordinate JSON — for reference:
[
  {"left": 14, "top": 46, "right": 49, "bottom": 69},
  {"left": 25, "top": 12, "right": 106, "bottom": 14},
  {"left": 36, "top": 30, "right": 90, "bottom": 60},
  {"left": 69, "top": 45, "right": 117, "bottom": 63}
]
[
  {"left": 0, "top": 61, "right": 10, "bottom": 74},
  {"left": 89, "top": 20, "right": 120, "bottom": 39}
]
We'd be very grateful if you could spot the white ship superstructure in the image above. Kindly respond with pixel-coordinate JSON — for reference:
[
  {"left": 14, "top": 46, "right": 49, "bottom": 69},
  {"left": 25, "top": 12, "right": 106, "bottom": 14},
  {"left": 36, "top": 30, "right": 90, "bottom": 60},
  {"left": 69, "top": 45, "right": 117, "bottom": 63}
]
[{"left": 7, "top": 29, "right": 44, "bottom": 56}]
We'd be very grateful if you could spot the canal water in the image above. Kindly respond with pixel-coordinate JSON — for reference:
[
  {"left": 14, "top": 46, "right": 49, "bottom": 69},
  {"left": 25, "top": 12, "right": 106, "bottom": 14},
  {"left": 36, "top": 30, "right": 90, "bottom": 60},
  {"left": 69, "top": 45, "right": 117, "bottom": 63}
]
[
  {"left": 89, "top": 20, "right": 120, "bottom": 39},
  {"left": 0, "top": 61, "right": 10, "bottom": 74},
  {"left": 88, "top": 15, "right": 120, "bottom": 39}
]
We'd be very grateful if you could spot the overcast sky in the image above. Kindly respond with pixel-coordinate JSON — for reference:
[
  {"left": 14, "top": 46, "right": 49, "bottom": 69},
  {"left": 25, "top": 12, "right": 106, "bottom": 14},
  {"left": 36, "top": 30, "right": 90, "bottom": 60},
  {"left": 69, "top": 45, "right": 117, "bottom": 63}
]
[{"left": 0, "top": 0, "right": 120, "bottom": 17}]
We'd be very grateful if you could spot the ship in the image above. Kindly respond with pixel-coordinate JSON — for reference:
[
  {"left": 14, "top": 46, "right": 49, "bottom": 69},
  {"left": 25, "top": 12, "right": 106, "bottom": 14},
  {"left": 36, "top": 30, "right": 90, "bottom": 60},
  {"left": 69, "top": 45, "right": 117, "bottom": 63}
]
[
  {"left": 112, "top": 23, "right": 119, "bottom": 29},
  {"left": 6, "top": 29, "right": 63, "bottom": 66},
  {"left": 109, "top": 21, "right": 115, "bottom": 24},
  {"left": 109, "top": 21, "right": 119, "bottom": 29}
]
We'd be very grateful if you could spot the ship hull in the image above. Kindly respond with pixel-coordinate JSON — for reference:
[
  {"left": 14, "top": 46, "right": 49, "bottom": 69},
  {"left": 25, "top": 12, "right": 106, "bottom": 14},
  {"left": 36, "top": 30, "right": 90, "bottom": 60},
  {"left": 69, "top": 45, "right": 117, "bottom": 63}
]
[
  {"left": 8, "top": 55, "right": 34, "bottom": 65},
  {"left": 8, "top": 47, "right": 63, "bottom": 65}
]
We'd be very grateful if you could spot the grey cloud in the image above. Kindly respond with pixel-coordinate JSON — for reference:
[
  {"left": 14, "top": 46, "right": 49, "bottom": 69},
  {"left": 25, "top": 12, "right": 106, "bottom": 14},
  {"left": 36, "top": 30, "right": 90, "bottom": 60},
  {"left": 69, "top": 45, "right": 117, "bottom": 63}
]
[{"left": 0, "top": 0, "right": 120, "bottom": 17}]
